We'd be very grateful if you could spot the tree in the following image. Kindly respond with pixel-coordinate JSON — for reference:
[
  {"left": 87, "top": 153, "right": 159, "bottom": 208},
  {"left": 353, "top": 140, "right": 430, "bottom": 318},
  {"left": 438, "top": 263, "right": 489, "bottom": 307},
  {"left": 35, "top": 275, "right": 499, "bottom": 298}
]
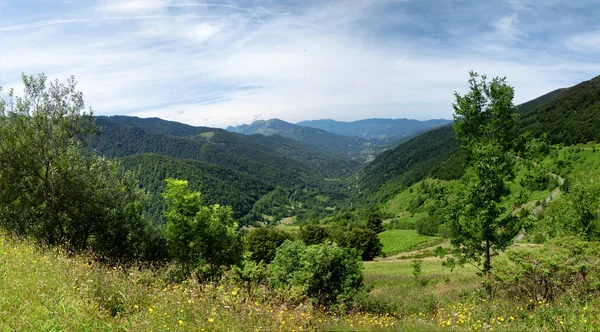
[
  {"left": 299, "top": 224, "right": 331, "bottom": 245},
  {"left": 162, "top": 178, "right": 244, "bottom": 278},
  {"left": 448, "top": 72, "right": 523, "bottom": 291},
  {"left": 247, "top": 227, "right": 293, "bottom": 264},
  {"left": 0, "top": 74, "right": 154, "bottom": 259},
  {"left": 268, "top": 240, "right": 366, "bottom": 307},
  {"left": 553, "top": 173, "right": 600, "bottom": 240}
]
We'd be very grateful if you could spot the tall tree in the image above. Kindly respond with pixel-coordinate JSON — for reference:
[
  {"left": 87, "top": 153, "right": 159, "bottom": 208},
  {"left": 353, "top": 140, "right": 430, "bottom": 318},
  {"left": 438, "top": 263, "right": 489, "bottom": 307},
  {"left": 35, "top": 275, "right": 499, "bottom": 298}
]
[
  {"left": 447, "top": 72, "right": 523, "bottom": 292},
  {"left": 0, "top": 74, "right": 153, "bottom": 259},
  {"left": 162, "top": 178, "right": 244, "bottom": 278}
]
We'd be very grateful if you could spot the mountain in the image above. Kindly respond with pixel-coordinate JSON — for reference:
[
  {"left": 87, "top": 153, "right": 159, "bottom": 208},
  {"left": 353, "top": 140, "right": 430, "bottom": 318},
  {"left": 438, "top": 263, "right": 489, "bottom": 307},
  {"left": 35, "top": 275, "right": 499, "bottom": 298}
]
[
  {"left": 91, "top": 116, "right": 360, "bottom": 222},
  {"left": 358, "top": 75, "right": 600, "bottom": 201},
  {"left": 297, "top": 118, "right": 452, "bottom": 142},
  {"left": 227, "top": 118, "right": 387, "bottom": 161},
  {"left": 356, "top": 125, "right": 464, "bottom": 201},
  {"left": 520, "top": 75, "right": 600, "bottom": 145}
]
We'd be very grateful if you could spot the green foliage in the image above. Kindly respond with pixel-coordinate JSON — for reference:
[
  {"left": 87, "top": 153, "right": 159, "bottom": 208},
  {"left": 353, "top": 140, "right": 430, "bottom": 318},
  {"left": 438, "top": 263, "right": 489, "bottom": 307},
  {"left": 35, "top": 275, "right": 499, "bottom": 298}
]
[
  {"left": 552, "top": 173, "right": 600, "bottom": 240},
  {"left": 449, "top": 72, "right": 524, "bottom": 277},
  {"left": 120, "top": 153, "right": 273, "bottom": 221},
  {"left": 162, "top": 178, "right": 243, "bottom": 278},
  {"left": 494, "top": 237, "right": 600, "bottom": 302},
  {"left": 357, "top": 126, "right": 465, "bottom": 201},
  {"left": 0, "top": 74, "right": 153, "bottom": 259},
  {"left": 334, "top": 228, "right": 383, "bottom": 261},
  {"left": 415, "top": 216, "right": 440, "bottom": 236},
  {"left": 299, "top": 224, "right": 331, "bottom": 245},
  {"left": 411, "top": 259, "right": 422, "bottom": 278},
  {"left": 247, "top": 227, "right": 293, "bottom": 264},
  {"left": 520, "top": 75, "right": 600, "bottom": 145},
  {"left": 269, "top": 240, "right": 366, "bottom": 308}
]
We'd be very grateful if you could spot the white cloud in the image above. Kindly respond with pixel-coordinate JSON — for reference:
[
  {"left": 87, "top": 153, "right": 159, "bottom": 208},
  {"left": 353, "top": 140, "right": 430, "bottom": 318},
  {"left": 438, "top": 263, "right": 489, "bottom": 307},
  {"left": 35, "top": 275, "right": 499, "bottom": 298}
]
[
  {"left": 1, "top": 0, "right": 599, "bottom": 128},
  {"left": 567, "top": 31, "right": 600, "bottom": 53},
  {"left": 100, "top": 0, "right": 168, "bottom": 13}
]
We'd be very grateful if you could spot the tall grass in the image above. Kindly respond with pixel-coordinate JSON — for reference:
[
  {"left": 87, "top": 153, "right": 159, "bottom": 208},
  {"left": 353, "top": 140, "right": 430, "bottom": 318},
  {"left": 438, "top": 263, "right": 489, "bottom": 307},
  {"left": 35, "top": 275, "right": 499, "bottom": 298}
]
[{"left": 0, "top": 232, "right": 397, "bottom": 331}]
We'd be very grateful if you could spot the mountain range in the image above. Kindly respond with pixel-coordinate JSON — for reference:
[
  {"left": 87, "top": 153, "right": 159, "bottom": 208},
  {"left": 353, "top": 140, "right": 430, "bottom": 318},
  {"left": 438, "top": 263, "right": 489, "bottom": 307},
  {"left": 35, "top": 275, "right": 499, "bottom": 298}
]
[
  {"left": 226, "top": 118, "right": 450, "bottom": 161},
  {"left": 88, "top": 74, "right": 600, "bottom": 225}
]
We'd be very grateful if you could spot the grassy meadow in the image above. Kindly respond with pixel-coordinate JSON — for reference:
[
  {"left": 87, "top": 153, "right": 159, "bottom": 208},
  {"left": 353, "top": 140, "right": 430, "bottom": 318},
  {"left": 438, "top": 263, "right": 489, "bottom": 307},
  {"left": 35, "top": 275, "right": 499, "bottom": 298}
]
[{"left": 378, "top": 230, "right": 443, "bottom": 257}]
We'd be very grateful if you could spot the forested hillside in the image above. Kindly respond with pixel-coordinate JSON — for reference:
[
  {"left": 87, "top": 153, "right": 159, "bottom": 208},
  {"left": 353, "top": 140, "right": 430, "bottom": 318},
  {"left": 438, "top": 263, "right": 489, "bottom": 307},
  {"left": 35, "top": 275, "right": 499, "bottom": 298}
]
[
  {"left": 520, "top": 75, "right": 600, "bottom": 144},
  {"left": 297, "top": 118, "right": 451, "bottom": 142},
  {"left": 91, "top": 116, "right": 359, "bottom": 224},
  {"left": 356, "top": 126, "right": 464, "bottom": 200}
]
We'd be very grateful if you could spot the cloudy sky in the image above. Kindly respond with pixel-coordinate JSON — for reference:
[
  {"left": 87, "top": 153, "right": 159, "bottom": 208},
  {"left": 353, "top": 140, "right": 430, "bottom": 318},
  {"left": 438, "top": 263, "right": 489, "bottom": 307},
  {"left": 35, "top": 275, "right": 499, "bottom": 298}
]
[{"left": 1, "top": 0, "right": 599, "bottom": 127}]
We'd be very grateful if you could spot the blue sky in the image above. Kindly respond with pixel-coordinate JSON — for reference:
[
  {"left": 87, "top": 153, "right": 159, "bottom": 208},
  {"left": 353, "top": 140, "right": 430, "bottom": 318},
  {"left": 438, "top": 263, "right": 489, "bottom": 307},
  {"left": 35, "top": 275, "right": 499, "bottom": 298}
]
[{"left": 1, "top": 0, "right": 599, "bottom": 127}]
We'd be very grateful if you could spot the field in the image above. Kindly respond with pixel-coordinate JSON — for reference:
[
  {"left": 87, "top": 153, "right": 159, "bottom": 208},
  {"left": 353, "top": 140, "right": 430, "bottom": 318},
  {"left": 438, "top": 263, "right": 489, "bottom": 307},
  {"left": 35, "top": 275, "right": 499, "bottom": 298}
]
[
  {"left": 362, "top": 246, "right": 600, "bottom": 331},
  {"left": 378, "top": 230, "right": 443, "bottom": 256},
  {"left": 0, "top": 232, "right": 397, "bottom": 331}
]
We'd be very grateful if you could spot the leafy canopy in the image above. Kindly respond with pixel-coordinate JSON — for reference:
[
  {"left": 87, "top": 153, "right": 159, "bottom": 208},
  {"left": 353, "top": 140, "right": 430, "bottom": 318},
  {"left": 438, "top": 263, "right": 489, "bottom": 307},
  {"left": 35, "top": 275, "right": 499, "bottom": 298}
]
[
  {"left": 0, "top": 74, "right": 152, "bottom": 259},
  {"left": 162, "top": 178, "right": 244, "bottom": 278},
  {"left": 447, "top": 72, "right": 524, "bottom": 277}
]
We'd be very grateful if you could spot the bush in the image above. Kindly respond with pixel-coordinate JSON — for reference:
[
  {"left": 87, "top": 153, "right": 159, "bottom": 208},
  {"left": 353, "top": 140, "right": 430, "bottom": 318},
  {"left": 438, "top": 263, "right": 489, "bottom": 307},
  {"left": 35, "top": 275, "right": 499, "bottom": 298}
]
[
  {"left": 494, "top": 237, "right": 600, "bottom": 302},
  {"left": 269, "top": 240, "right": 366, "bottom": 308},
  {"left": 162, "top": 179, "right": 244, "bottom": 278},
  {"left": 247, "top": 227, "right": 293, "bottom": 264},
  {"left": 298, "top": 224, "right": 331, "bottom": 245},
  {"left": 334, "top": 228, "right": 382, "bottom": 261},
  {"left": 415, "top": 216, "right": 439, "bottom": 236}
]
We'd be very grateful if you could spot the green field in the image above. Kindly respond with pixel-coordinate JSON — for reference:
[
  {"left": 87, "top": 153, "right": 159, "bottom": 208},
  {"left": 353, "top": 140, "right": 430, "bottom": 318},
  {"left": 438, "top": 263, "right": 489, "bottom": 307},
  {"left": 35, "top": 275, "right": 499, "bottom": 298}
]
[{"left": 378, "top": 230, "right": 442, "bottom": 256}]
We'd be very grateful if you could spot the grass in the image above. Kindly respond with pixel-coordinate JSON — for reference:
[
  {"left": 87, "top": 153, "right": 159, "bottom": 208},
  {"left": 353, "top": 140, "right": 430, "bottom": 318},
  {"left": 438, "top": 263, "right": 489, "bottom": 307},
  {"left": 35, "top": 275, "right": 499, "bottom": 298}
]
[
  {"left": 378, "top": 230, "right": 442, "bottom": 256},
  {"left": 0, "top": 232, "right": 398, "bottom": 331},
  {"left": 364, "top": 250, "right": 600, "bottom": 331}
]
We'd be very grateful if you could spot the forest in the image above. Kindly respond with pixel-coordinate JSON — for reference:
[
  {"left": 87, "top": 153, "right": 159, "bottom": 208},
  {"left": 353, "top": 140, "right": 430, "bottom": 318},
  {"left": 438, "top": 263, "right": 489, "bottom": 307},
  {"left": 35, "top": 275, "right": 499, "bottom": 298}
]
[{"left": 2, "top": 71, "right": 600, "bottom": 331}]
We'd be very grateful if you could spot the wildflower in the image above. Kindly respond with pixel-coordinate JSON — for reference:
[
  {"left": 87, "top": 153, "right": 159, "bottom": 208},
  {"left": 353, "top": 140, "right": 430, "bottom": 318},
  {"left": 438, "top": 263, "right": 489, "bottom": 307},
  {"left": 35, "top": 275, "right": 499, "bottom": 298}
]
[
  {"left": 179, "top": 320, "right": 183, "bottom": 326},
  {"left": 208, "top": 318, "right": 214, "bottom": 323},
  {"left": 148, "top": 308, "right": 153, "bottom": 313}
]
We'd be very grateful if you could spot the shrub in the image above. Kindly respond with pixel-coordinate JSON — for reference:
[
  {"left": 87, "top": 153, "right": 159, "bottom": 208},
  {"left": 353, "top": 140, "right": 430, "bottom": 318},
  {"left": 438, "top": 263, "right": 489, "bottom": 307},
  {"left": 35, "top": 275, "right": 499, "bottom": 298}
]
[
  {"left": 269, "top": 240, "right": 366, "bottom": 308},
  {"left": 494, "top": 236, "right": 600, "bottom": 302},
  {"left": 415, "top": 216, "right": 439, "bottom": 236},
  {"left": 334, "top": 228, "right": 382, "bottom": 261},
  {"left": 162, "top": 179, "right": 244, "bottom": 278},
  {"left": 298, "top": 224, "right": 331, "bottom": 245},
  {"left": 247, "top": 227, "right": 293, "bottom": 264}
]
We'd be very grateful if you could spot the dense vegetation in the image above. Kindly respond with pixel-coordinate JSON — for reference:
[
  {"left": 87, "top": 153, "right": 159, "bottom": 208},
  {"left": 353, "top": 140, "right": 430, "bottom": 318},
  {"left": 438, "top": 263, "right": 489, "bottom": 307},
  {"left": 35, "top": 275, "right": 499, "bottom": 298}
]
[
  {"left": 4, "top": 70, "right": 600, "bottom": 331},
  {"left": 521, "top": 75, "right": 600, "bottom": 145}
]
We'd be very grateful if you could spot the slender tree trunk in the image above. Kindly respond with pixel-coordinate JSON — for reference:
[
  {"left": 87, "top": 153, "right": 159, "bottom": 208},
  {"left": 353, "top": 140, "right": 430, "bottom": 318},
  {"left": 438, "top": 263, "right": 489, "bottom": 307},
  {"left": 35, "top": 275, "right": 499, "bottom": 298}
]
[{"left": 485, "top": 240, "right": 492, "bottom": 297}]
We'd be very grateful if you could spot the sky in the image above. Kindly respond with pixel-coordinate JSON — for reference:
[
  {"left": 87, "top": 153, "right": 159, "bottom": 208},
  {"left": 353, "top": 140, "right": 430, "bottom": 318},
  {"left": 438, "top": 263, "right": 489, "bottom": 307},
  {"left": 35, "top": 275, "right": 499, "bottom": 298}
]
[{"left": 1, "top": 0, "right": 600, "bottom": 128}]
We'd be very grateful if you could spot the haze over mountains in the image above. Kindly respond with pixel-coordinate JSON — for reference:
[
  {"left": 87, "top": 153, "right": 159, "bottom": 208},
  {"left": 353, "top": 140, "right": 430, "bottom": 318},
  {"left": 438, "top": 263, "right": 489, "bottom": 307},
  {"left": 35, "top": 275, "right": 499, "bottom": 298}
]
[{"left": 226, "top": 118, "right": 451, "bottom": 161}]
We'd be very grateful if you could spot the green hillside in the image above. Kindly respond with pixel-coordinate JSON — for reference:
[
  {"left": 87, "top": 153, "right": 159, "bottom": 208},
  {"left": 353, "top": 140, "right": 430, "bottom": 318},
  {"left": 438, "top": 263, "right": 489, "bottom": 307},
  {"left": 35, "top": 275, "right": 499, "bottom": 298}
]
[
  {"left": 358, "top": 75, "right": 600, "bottom": 202},
  {"left": 520, "top": 75, "right": 600, "bottom": 144}
]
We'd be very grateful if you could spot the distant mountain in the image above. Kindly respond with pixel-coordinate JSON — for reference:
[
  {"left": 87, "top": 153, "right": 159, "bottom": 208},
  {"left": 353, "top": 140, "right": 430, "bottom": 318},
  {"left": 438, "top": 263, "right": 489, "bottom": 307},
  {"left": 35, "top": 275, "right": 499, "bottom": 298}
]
[
  {"left": 227, "top": 118, "right": 387, "bottom": 161},
  {"left": 297, "top": 118, "right": 452, "bottom": 142}
]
